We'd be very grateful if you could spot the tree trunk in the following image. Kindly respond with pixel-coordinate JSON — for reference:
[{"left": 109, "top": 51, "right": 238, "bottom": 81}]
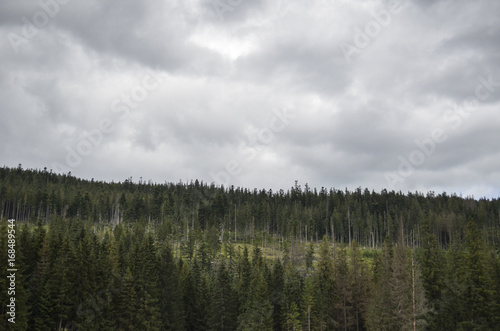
[{"left": 412, "top": 254, "right": 416, "bottom": 331}]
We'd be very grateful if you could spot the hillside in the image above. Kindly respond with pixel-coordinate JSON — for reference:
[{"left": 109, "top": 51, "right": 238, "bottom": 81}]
[
  {"left": 1, "top": 166, "right": 499, "bottom": 248},
  {"left": 1, "top": 166, "right": 499, "bottom": 330}
]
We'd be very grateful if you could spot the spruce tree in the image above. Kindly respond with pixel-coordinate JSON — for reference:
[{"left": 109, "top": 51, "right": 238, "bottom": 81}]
[
  {"left": 389, "top": 232, "right": 413, "bottom": 330},
  {"left": 366, "top": 237, "right": 395, "bottom": 330},
  {"left": 285, "top": 302, "right": 301, "bottom": 331},
  {"left": 158, "top": 242, "right": 185, "bottom": 330},
  {"left": 114, "top": 267, "right": 138, "bottom": 330},
  {"left": 209, "top": 261, "right": 238, "bottom": 331},
  {"left": 270, "top": 260, "right": 285, "bottom": 331},
  {"left": 182, "top": 260, "right": 209, "bottom": 330},
  {"left": 314, "top": 236, "right": 337, "bottom": 330},
  {"left": 334, "top": 245, "right": 352, "bottom": 330},
  {"left": 135, "top": 233, "right": 162, "bottom": 330},
  {"left": 282, "top": 263, "right": 303, "bottom": 330},
  {"left": 237, "top": 269, "right": 273, "bottom": 331},
  {"left": 349, "top": 241, "right": 370, "bottom": 330},
  {"left": 420, "top": 217, "right": 444, "bottom": 328},
  {"left": 459, "top": 219, "right": 497, "bottom": 329},
  {"left": 302, "top": 276, "right": 315, "bottom": 331}
]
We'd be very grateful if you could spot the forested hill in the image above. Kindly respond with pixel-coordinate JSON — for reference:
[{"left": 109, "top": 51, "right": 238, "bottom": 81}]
[
  {"left": 1, "top": 165, "right": 500, "bottom": 330},
  {"left": 1, "top": 165, "right": 499, "bottom": 248}
]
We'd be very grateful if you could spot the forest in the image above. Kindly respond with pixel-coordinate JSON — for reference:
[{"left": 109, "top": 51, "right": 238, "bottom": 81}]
[{"left": 1, "top": 165, "right": 499, "bottom": 330}]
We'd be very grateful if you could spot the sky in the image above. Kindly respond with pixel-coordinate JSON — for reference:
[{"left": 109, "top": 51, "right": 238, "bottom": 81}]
[{"left": 1, "top": 0, "right": 499, "bottom": 198}]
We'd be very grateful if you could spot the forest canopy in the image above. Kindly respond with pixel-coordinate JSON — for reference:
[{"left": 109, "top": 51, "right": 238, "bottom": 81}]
[{"left": 0, "top": 165, "right": 499, "bottom": 330}]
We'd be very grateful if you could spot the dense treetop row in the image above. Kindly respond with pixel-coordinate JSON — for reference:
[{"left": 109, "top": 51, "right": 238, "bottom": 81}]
[{"left": 1, "top": 165, "right": 499, "bottom": 249}]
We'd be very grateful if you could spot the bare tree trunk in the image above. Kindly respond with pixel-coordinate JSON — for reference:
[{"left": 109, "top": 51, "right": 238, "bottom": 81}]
[
  {"left": 343, "top": 295, "right": 347, "bottom": 331},
  {"left": 331, "top": 216, "right": 334, "bottom": 243},
  {"left": 412, "top": 254, "right": 416, "bottom": 331},
  {"left": 356, "top": 307, "right": 359, "bottom": 331},
  {"left": 348, "top": 208, "right": 352, "bottom": 247},
  {"left": 308, "top": 306, "right": 311, "bottom": 331}
]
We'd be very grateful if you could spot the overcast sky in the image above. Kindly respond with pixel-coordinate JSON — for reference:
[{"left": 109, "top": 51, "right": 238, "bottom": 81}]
[{"left": 1, "top": 0, "right": 499, "bottom": 198}]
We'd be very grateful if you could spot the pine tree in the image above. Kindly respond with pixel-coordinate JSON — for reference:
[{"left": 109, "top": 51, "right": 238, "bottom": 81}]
[
  {"left": 182, "top": 260, "right": 209, "bottom": 330},
  {"left": 366, "top": 237, "right": 395, "bottom": 330},
  {"left": 438, "top": 239, "right": 468, "bottom": 330},
  {"left": 134, "top": 233, "right": 162, "bottom": 330},
  {"left": 458, "top": 219, "right": 497, "bottom": 329},
  {"left": 237, "top": 246, "right": 252, "bottom": 311},
  {"left": 305, "top": 242, "right": 314, "bottom": 271},
  {"left": 420, "top": 217, "right": 444, "bottom": 328},
  {"left": 334, "top": 245, "right": 352, "bottom": 330},
  {"left": 158, "top": 242, "right": 185, "bottom": 330},
  {"left": 209, "top": 261, "right": 238, "bottom": 331},
  {"left": 349, "top": 241, "right": 370, "bottom": 331},
  {"left": 282, "top": 263, "right": 303, "bottom": 331},
  {"left": 29, "top": 235, "right": 52, "bottom": 329},
  {"left": 314, "top": 236, "right": 337, "bottom": 330},
  {"left": 237, "top": 269, "right": 273, "bottom": 331},
  {"left": 270, "top": 260, "right": 285, "bottom": 331},
  {"left": 389, "top": 232, "right": 413, "bottom": 330},
  {"left": 302, "top": 276, "right": 315, "bottom": 331},
  {"left": 285, "top": 302, "right": 301, "bottom": 331},
  {"left": 114, "top": 267, "right": 138, "bottom": 330}
]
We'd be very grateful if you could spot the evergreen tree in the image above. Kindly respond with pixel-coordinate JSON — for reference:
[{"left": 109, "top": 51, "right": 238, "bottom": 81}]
[
  {"left": 366, "top": 237, "right": 394, "bottom": 330},
  {"left": 314, "top": 236, "right": 337, "bottom": 330},
  {"left": 270, "top": 260, "right": 285, "bottom": 331},
  {"left": 349, "top": 241, "right": 370, "bottom": 331},
  {"left": 282, "top": 263, "right": 303, "bottom": 331},
  {"left": 285, "top": 302, "right": 301, "bottom": 331},
  {"left": 209, "top": 261, "right": 238, "bottom": 331},
  {"left": 237, "top": 246, "right": 252, "bottom": 311},
  {"left": 237, "top": 269, "right": 273, "bottom": 331},
  {"left": 305, "top": 242, "right": 314, "bottom": 271},
  {"left": 29, "top": 235, "right": 52, "bottom": 329},
  {"left": 438, "top": 239, "right": 468, "bottom": 330},
  {"left": 389, "top": 231, "right": 413, "bottom": 330},
  {"left": 113, "top": 267, "right": 139, "bottom": 330},
  {"left": 302, "top": 276, "right": 315, "bottom": 331},
  {"left": 420, "top": 217, "right": 444, "bottom": 328},
  {"left": 134, "top": 233, "right": 162, "bottom": 330},
  {"left": 158, "top": 243, "right": 185, "bottom": 330},
  {"left": 182, "top": 261, "right": 209, "bottom": 330},
  {"left": 458, "top": 219, "right": 498, "bottom": 329},
  {"left": 334, "top": 245, "right": 353, "bottom": 330}
]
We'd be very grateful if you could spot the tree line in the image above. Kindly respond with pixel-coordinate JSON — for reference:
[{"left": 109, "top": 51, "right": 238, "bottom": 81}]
[
  {"left": 0, "top": 165, "right": 499, "bottom": 330},
  {"left": 1, "top": 166, "right": 499, "bottom": 249}
]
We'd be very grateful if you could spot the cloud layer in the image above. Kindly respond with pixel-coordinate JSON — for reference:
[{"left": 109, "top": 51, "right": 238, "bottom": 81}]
[{"left": 1, "top": 0, "right": 499, "bottom": 198}]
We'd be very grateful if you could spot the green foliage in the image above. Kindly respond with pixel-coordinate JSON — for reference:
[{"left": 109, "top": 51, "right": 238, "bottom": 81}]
[
  {"left": 314, "top": 237, "right": 337, "bottom": 330},
  {"left": 0, "top": 168, "right": 499, "bottom": 330},
  {"left": 237, "top": 269, "right": 273, "bottom": 331},
  {"left": 209, "top": 261, "right": 238, "bottom": 331}
]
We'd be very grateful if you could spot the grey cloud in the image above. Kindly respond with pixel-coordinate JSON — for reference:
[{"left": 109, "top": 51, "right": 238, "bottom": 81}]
[{"left": 0, "top": 0, "right": 499, "bottom": 198}]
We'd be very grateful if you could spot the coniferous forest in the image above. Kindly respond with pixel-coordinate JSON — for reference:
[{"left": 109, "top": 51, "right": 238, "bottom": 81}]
[{"left": 1, "top": 165, "right": 500, "bottom": 330}]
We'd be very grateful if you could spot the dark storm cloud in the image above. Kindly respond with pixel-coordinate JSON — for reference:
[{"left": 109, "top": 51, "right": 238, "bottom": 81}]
[{"left": 0, "top": 0, "right": 499, "bottom": 198}]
